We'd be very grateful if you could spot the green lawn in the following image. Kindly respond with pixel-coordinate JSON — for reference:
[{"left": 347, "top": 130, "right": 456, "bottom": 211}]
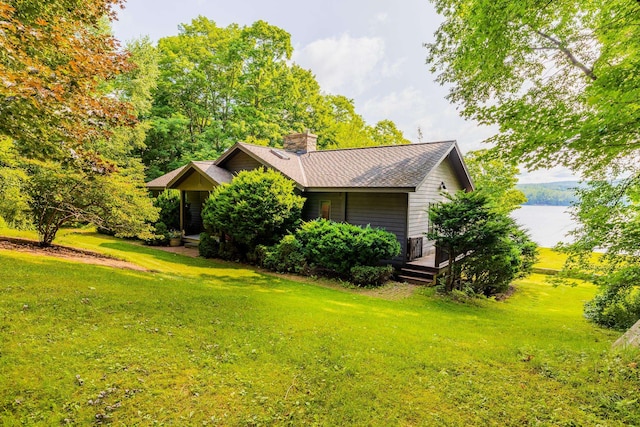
[{"left": 0, "top": 230, "right": 638, "bottom": 425}]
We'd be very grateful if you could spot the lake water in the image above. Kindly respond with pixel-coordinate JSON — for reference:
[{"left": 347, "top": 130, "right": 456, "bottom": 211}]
[{"left": 511, "top": 205, "right": 576, "bottom": 248}]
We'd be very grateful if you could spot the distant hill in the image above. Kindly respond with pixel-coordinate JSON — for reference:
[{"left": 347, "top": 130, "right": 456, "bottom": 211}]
[{"left": 516, "top": 181, "right": 583, "bottom": 206}]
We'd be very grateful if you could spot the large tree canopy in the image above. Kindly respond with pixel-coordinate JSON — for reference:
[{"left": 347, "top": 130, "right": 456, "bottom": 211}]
[
  {"left": 427, "top": 0, "right": 640, "bottom": 327},
  {"left": 0, "top": 1, "right": 158, "bottom": 245},
  {"left": 140, "top": 17, "right": 409, "bottom": 179},
  {"left": 0, "top": 0, "right": 133, "bottom": 164},
  {"left": 464, "top": 149, "right": 526, "bottom": 214},
  {"left": 426, "top": 0, "right": 640, "bottom": 176}
]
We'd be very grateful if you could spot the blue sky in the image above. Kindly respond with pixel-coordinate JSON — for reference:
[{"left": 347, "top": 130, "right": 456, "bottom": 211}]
[{"left": 113, "top": 0, "right": 575, "bottom": 183}]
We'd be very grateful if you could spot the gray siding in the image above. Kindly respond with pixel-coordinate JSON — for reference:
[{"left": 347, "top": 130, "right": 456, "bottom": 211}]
[
  {"left": 346, "top": 192, "right": 408, "bottom": 264},
  {"left": 302, "top": 192, "right": 346, "bottom": 222},
  {"left": 224, "top": 151, "right": 263, "bottom": 174},
  {"left": 408, "top": 156, "right": 465, "bottom": 256}
]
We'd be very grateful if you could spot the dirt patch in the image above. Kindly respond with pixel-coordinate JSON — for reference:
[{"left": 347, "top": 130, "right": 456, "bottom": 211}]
[
  {"left": 495, "top": 285, "right": 517, "bottom": 301},
  {"left": 0, "top": 237, "right": 148, "bottom": 272},
  {"left": 356, "top": 281, "right": 419, "bottom": 300},
  {"left": 152, "top": 245, "right": 200, "bottom": 258}
]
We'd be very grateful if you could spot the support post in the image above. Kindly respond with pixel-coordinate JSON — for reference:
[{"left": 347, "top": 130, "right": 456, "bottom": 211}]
[{"left": 180, "top": 190, "right": 185, "bottom": 235}]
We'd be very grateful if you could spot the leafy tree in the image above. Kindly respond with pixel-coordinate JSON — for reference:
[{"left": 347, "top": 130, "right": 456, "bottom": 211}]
[
  {"left": 0, "top": 0, "right": 133, "bottom": 163},
  {"left": 142, "top": 18, "right": 410, "bottom": 177},
  {"left": 426, "top": 0, "right": 639, "bottom": 176},
  {"left": 464, "top": 149, "right": 526, "bottom": 214},
  {"left": 201, "top": 168, "right": 305, "bottom": 256},
  {"left": 559, "top": 179, "right": 640, "bottom": 329},
  {"left": 427, "top": 191, "right": 536, "bottom": 295},
  {"left": 0, "top": 137, "right": 29, "bottom": 228},
  {"left": 321, "top": 96, "right": 410, "bottom": 149},
  {"left": 368, "top": 120, "right": 411, "bottom": 147},
  {"left": 26, "top": 159, "right": 157, "bottom": 247},
  {"left": 426, "top": 0, "right": 639, "bottom": 321},
  {"left": 0, "top": 2, "right": 158, "bottom": 245}
]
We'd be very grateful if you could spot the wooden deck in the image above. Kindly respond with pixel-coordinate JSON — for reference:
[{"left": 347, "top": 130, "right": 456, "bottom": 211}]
[{"left": 182, "top": 234, "right": 201, "bottom": 248}]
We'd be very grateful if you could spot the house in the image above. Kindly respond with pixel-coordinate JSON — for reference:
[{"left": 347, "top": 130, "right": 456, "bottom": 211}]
[{"left": 147, "top": 131, "right": 474, "bottom": 281}]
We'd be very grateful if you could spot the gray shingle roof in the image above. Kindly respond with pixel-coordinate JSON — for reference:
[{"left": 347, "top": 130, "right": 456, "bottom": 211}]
[
  {"left": 147, "top": 140, "right": 461, "bottom": 191},
  {"left": 229, "top": 144, "right": 308, "bottom": 186},
  {"left": 146, "top": 165, "right": 187, "bottom": 189},
  {"left": 146, "top": 161, "right": 232, "bottom": 190},
  {"left": 301, "top": 141, "right": 455, "bottom": 188},
  {"left": 190, "top": 161, "right": 234, "bottom": 185}
]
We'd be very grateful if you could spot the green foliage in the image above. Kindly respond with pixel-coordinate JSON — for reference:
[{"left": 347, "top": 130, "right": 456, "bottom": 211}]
[
  {"left": 153, "top": 190, "right": 180, "bottom": 230},
  {"left": 464, "top": 149, "right": 526, "bottom": 214},
  {"left": 141, "top": 18, "right": 410, "bottom": 178},
  {"left": 427, "top": 190, "right": 537, "bottom": 295},
  {"left": 25, "top": 160, "right": 157, "bottom": 246},
  {"left": 427, "top": 0, "right": 640, "bottom": 177},
  {"left": 202, "top": 168, "right": 305, "bottom": 257},
  {"left": 517, "top": 182, "right": 581, "bottom": 206},
  {"left": 349, "top": 265, "right": 394, "bottom": 287},
  {"left": 558, "top": 178, "right": 640, "bottom": 328},
  {"left": 198, "top": 232, "right": 219, "bottom": 258},
  {"left": 262, "top": 234, "right": 306, "bottom": 273},
  {"left": 295, "top": 219, "right": 401, "bottom": 276},
  {"left": 144, "top": 221, "right": 170, "bottom": 246},
  {"left": 584, "top": 267, "right": 640, "bottom": 331},
  {"left": 0, "top": 138, "right": 30, "bottom": 229},
  {"left": 426, "top": 0, "right": 640, "bottom": 320}
]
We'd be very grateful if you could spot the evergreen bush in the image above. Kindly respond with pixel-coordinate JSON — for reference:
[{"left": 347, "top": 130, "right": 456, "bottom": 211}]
[
  {"left": 295, "top": 219, "right": 400, "bottom": 276},
  {"left": 202, "top": 168, "right": 305, "bottom": 258},
  {"left": 262, "top": 235, "right": 306, "bottom": 273},
  {"left": 350, "top": 265, "right": 394, "bottom": 287},
  {"left": 198, "top": 232, "right": 219, "bottom": 258}
]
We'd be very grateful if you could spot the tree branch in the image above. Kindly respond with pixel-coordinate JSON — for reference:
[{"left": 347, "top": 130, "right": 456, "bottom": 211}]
[{"left": 535, "top": 30, "right": 597, "bottom": 81}]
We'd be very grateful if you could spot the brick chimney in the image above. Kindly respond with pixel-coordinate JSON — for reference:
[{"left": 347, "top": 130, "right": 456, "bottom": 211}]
[{"left": 283, "top": 130, "right": 317, "bottom": 153}]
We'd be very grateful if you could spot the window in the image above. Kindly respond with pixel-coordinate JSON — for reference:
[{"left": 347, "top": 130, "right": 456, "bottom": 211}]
[{"left": 320, "top": 200, "right": 331, "bottom": 220}]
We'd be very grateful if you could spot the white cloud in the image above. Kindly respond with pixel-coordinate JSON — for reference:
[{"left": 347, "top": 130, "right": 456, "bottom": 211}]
[
  {"left": 293, "top": 34, "right": 385, "bottom": 95},
  {"left": 373, "top": 12, "right": 388, "bottom": 23},
  {"left": 362, "top": 87, "right": 426, "bottom": 124},
  {"left": 517, "top": 167, "right": 579, "bottom": 184}
]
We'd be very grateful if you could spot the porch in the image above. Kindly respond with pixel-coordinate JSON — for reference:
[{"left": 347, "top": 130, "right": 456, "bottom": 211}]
[
  {"left": 182, "top": 233, "right": 201, "bottom": 249},
  {"left": 398, "top": 237, "right": 449, "bottom": 285}
]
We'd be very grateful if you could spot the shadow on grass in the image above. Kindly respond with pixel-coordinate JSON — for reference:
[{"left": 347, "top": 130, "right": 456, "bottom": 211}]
[{"left": 99, "top": 241, "right": 234, "bottom": 268}]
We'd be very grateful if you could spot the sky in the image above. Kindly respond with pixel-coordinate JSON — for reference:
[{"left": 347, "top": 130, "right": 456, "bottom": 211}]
[{"left": 112, "top": 0, "right": 576, "bottom": 184}]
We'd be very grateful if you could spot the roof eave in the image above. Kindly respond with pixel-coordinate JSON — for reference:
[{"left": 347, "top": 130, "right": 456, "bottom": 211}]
[
  {"left": 166, "top": 162, "right": 219, "bottom": 189},
  {"left": 216, "top": 142, "right": 307, "bottom": 189},
  {"left": 304, "top": 186, "right": 416, "bottom": 193}
]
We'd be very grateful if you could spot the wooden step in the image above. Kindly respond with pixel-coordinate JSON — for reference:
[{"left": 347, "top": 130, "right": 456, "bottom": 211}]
[
  {"left": 399, "top": 268, "right": 435, "bottom": 280},
  {"left": 396, "top": 274, "right": 435, "bottom": 286}
]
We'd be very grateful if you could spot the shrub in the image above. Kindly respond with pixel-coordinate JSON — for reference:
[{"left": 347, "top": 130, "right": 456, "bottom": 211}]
[
  {"left": 198, "top": 232, "right": 219, "bottom": 258},
  {"left": 202, "top": 168, "right": 305, "bottom": 258},
  {"left": 427, "top": 190, "right": 537, "bottom": 296},
  {"left": 263, "top": 235, "right": 306, "bottom": 273},
  {"left": 154, "top": 190, "right": 180, "bottom": 230},
  {"left": 584, "top": 267, "right": 640, "bottom": 330},
  {"left": 295, "top": 219, "right": 400, "bottom": 276},
  {"left": 350, "top": 265, "right": 394, "bottom": 287},
  {"left": 144, "top": 221, "right": 170, "bottom": 246}
]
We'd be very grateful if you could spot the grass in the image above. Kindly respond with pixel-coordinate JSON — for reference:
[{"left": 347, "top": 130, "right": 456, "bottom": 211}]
[
  {"left": 1, "top": 229, "right": 639, "bottom": 425},
  {"left": 534, "top": 247, "right": 603, "bottom": 271}
]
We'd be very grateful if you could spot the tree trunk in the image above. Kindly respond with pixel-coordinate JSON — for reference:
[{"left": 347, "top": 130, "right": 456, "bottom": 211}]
[{"left": 446, "top": 254, "right": 454, "bottom": 292}]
